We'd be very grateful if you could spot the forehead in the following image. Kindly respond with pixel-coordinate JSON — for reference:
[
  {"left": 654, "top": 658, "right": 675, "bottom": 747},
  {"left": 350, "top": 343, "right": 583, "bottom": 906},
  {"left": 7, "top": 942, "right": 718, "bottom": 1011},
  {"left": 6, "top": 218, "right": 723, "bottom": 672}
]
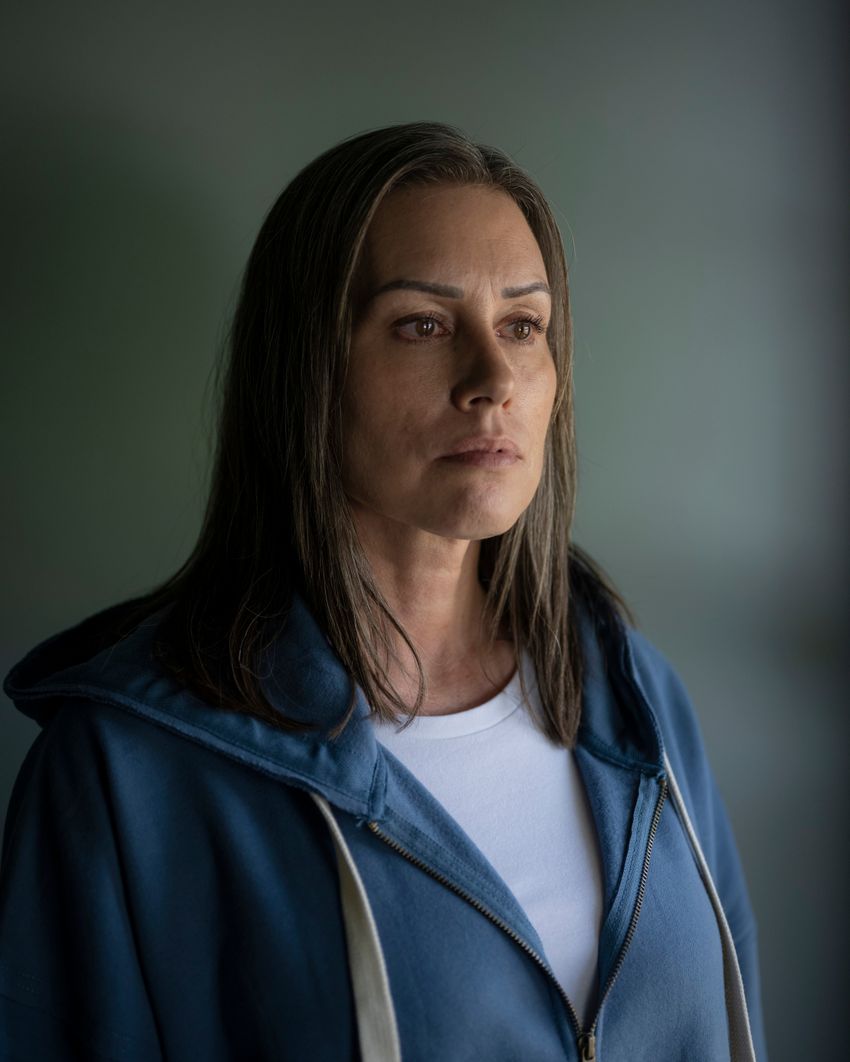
[{"left": 360, "top": 183, "right": 547, "bottom": 281}]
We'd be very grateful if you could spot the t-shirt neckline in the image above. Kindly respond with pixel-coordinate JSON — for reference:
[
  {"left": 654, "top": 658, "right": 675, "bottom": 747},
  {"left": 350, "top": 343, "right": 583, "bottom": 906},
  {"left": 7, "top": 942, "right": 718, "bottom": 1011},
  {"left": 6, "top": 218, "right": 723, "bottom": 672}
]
[{"left": 368, "top": 649, "right": 533, "bottom": 740}]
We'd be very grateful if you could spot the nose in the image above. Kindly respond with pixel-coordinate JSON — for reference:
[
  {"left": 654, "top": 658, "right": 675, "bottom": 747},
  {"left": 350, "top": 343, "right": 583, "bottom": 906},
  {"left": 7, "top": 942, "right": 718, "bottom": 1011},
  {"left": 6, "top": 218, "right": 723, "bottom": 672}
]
[{"left": 449, "top": 326, "right": 515, "bottom": 412}]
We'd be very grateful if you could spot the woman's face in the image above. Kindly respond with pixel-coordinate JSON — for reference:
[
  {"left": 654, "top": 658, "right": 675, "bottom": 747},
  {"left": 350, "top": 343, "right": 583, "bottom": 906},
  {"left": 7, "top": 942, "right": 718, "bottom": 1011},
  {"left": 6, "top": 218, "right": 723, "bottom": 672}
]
[{"left": 342, "top": 182, "right": 557, "bottom": 543}]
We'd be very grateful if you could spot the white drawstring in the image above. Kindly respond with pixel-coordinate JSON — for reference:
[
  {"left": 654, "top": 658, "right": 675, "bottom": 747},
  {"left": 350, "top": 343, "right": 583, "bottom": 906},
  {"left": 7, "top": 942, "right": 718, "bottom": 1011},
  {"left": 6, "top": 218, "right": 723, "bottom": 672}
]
[
  {"left": 662, "top": 751, "right": 757, "bottom": 1062},
  {"left": 313, "top": 765, "right": 755, "bottom": 1062},
  {"left": 310, "top": 792, "right": 402, "bottom": 1062}
]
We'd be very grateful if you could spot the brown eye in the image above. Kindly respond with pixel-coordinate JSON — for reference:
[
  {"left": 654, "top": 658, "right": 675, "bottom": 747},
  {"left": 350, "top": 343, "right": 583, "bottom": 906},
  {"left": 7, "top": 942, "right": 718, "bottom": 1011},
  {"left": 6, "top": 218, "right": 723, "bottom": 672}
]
[
  {"left": 395, "top": 314, "right": 448, "bottom": 342},
  {"left": 505, "top": 313, "right": 546, "bottom": 343},
  {"left": 414, "top": 319, "right": 438, "bottom": 338}
]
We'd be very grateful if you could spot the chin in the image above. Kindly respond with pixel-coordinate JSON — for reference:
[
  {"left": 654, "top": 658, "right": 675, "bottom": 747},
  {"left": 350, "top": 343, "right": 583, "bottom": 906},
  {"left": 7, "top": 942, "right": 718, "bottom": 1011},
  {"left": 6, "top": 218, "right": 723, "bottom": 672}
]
[
  {"left": 417, "top": 484, "right": 535, "bottom": 540},
  {"left": 424, "top": 506, "right": 524, "bottom": 541}
]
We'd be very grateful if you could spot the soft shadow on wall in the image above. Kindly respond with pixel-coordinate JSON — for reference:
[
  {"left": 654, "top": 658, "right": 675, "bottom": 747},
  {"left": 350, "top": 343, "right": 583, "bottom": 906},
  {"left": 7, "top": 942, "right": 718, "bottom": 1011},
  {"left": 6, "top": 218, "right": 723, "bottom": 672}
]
[{"left": 1, "top": 103, "right": 233, "bottom": 807}]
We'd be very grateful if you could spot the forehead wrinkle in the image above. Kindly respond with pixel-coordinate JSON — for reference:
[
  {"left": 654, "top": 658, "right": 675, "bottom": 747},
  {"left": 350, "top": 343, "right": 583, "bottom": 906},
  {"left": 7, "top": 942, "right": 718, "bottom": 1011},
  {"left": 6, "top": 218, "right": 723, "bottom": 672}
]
[
  {"left": 368, "top": 234, "right": 548, "bottom": 301},
  {"left": 356, "top": 192, "right": 549, "bottom": 316},
  {"left": 368, "top": 277, "right": 550, "bottom": 304}
]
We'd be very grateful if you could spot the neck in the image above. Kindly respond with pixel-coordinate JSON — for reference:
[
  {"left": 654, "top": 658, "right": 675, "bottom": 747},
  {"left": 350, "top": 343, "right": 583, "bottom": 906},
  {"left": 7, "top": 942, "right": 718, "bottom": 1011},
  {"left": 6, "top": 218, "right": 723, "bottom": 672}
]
[{"left": 349, "top": 505, "right": 515, "bottom": 716}]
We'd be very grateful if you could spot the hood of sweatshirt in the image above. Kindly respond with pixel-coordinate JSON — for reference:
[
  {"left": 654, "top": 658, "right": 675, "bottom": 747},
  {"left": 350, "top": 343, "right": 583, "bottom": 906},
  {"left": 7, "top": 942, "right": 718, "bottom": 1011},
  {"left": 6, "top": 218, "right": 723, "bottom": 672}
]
[{"left": 2, "top": 589, "right": 666, "bottom": 821}]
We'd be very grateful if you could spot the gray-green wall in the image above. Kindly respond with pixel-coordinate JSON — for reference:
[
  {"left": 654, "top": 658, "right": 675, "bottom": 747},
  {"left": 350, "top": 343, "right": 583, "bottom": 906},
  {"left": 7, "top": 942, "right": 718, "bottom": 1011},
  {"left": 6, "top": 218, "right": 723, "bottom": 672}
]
[{"left": 2, "top": 1, "right": 847, "bottom": 1057}]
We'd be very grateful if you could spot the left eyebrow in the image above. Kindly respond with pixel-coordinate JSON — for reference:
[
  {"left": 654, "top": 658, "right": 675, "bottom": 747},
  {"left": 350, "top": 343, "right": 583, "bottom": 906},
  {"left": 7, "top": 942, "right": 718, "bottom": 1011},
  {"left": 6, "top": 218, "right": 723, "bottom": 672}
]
[{"left": 367, "top": 278, "right": 551, "bottom": 303}]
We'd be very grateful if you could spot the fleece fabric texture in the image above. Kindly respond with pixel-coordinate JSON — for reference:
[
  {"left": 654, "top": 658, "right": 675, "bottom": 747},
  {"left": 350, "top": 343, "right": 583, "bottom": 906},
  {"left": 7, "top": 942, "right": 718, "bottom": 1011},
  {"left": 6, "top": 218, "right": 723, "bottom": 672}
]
[{"left": 0, "top": 591, "right": 768, "bottom": 1061}]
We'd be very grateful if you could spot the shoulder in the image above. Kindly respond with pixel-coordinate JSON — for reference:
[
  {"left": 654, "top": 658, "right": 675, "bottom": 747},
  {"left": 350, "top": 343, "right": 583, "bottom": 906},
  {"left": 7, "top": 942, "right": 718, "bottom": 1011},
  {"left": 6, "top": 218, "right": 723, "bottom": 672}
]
[
  {"left": 3, "top": 697, "right": 316, "bottom": 861},
  {"left": 621, "top": 626, "right": 766, "bottom": 1055},
  {"left": 622, "top": 625, "right": 757, "bottom": 913},
  {"left": 12, "top": 696, "right": 233, "bottom": 790},
  {"left": 623, "top": 626, "right": 708, "bottom": 766},
  {"left": 620, "top": 626, "right": 727, "bottom": 863}
]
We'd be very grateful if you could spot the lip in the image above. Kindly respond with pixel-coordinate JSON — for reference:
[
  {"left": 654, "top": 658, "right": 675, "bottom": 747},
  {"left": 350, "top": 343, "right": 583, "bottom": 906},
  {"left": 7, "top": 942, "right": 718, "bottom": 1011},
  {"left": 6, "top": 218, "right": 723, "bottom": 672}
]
[
  {"left": 441, "top": 450, "right": 520, "bottom": 468},
  {"left": 440, "top": 435, "right": 521, "bottom": 459}
]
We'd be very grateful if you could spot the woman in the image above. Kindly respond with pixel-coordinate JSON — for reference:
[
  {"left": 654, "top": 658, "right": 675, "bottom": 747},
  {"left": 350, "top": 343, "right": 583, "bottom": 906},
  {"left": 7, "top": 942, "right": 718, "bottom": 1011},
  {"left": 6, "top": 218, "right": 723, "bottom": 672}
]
[{"left": 0, "top": 121, "right": 767, "bottom": 1061}]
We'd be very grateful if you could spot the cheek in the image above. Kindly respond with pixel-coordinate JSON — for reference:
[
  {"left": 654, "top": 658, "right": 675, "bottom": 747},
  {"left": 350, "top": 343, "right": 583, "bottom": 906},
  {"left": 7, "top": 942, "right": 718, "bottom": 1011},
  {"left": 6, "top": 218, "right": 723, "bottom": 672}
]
[
  {"left": 523, "top": 380, "right": 556, "bottom": 487},
  {"left": 522, "top": 358, "right": 558, "bottom": 441},
  {"left": 541, "top": 351, "right": 559, "bottom": 404},
  {"left": 341, "top": 374, "right": 422, "bottom": 491},
  {"left": 344, "top": 352, "right": 440, "bottom": 449}
]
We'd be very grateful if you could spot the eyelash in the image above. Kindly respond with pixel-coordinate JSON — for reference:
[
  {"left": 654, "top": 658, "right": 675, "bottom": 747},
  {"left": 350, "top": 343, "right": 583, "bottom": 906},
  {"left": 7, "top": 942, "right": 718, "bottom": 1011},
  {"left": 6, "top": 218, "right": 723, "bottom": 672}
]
[{"left": 395, "top": 312, "right": 547, "bottom": 345}]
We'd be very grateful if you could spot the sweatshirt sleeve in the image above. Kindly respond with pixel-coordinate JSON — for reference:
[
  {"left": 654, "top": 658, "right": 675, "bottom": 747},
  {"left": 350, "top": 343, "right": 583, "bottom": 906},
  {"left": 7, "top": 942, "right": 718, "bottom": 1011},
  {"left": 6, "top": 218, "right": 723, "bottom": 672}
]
[
  {"left": 0, "top": 703, "right": 163, "bottom": 1061},
  {"left": 626, "top": 629, "right": 769, "bottom": 1062}
]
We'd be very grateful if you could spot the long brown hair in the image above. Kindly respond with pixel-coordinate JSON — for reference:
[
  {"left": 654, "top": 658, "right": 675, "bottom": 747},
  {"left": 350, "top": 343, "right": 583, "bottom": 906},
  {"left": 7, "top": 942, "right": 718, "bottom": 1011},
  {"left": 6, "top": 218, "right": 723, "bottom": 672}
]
[{"left": 111, "top": 120, "right": 634, "bottom": 748}]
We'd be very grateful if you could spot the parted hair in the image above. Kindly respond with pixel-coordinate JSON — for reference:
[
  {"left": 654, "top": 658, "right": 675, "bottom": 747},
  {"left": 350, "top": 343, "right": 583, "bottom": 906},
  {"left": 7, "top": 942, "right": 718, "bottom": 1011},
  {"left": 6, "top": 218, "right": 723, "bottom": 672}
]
[{"left": 111, "top": 120, "right": 634, "bottom": 748}]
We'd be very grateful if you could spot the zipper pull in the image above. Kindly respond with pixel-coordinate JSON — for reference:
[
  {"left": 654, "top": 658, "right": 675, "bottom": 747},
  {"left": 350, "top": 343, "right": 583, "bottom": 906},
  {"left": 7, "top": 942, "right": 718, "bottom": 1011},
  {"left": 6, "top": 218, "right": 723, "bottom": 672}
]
[{"left": 578, "top": 1031, "right": 596, "bottom": 1060}]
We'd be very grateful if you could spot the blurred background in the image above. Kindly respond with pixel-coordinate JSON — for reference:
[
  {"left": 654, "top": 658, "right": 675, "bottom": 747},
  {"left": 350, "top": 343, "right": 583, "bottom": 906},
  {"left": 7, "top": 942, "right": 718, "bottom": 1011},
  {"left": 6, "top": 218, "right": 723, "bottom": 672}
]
[{"left": 1, "top": 1, "right": 847, "bottom": 1057}]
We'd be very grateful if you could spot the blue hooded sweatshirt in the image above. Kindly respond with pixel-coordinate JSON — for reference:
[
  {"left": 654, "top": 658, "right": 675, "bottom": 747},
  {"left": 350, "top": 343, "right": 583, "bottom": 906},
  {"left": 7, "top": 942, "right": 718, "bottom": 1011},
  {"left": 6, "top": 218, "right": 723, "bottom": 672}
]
[{"left": 0, "top": 592, "right": 767, "bottom": 1061}]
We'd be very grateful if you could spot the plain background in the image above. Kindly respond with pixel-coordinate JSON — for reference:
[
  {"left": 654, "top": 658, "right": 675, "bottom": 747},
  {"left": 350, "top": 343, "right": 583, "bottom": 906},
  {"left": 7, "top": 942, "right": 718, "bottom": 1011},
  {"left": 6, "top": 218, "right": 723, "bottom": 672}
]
[{"left": 2, "top": 1, "right": 847, "bottom": 1057}]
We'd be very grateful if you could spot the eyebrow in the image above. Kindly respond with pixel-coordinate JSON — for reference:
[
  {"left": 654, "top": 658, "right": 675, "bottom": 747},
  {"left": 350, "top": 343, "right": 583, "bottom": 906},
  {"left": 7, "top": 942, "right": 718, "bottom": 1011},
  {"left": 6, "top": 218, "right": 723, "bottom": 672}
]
[{"left": 367, "top": 278, "right": 551, "bottom": 302}]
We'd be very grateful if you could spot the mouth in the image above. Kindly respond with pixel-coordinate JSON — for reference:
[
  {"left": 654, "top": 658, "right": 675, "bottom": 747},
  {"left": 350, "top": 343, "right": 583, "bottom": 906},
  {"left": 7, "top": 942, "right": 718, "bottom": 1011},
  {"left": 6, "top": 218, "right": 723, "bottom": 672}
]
[
  {"left": 439, "top": 450, "right": 521, "bottom": 468},
  {"left": 441, "top": 436, "right": 522, "bottom": 460}
]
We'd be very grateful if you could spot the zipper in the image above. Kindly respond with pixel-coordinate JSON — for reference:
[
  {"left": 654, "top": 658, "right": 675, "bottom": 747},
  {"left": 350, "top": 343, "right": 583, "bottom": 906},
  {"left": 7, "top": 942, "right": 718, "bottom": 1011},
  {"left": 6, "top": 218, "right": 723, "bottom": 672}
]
[
  {"left": 581, "top": 775, "right": 668, "bottom": 1055},
  {"left": 367, "top": 775, "right": 667, "bottom": 1061}
]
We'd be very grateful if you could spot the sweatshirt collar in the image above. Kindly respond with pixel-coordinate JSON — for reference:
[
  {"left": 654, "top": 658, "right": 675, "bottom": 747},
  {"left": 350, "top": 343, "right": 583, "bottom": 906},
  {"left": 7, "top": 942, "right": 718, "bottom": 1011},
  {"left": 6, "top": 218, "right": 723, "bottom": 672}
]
[{"left": 3, "top": 590, "right": 665, "bottom": 818}]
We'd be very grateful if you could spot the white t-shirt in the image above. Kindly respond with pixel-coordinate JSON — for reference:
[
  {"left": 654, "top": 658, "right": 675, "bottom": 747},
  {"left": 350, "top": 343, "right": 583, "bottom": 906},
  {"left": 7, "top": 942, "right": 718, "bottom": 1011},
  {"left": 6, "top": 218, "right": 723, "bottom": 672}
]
[{"left": 366, "top": 650, "right": 604, "bottom": 1026}]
